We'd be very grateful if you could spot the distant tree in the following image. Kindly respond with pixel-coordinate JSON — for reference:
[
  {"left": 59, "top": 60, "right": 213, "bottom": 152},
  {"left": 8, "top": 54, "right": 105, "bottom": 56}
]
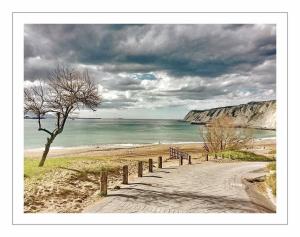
[
  {"left": 24, "top": 66, "right": 101, "bottom": 167},
  {"left": 200, "top": 116, "right": 253, "bottom": 154}
]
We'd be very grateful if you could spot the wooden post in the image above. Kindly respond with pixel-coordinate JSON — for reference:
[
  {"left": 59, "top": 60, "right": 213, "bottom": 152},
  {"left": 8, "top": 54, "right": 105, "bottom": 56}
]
[
  {"left": 149, "top": 159, "right": 153, "bottom": 172},
  {"left": 100, "top": 171, "right": 108, "bottom": 196},
  {"left": 138, "top": 161, "right": 143, "bottom": 177},
  {"left": 122, "top": 165, "right": 128, "bottom": 184},
  {"left": 206, "top": 154, "right": 209, "bottom": 161},
  {"left": 158, "top": 156, "right": 162, "bottom": 168},
  {"left": 214, "top": 154, "right": 217, "bottom": 159},
  {"left": 221, "top": 154, "right": 224, "bottom": 159},
  {"left": 179, "top": 155, "right": 183, "bottom": 165},
  {"left": 188, "top": 155, "right": 192, "bottom": 165}
]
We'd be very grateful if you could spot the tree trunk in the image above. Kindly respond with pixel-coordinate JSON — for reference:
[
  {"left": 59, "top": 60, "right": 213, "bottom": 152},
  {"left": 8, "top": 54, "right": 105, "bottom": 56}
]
[{"left": 39, "top": 136, "right": 54, "bottom": 167}]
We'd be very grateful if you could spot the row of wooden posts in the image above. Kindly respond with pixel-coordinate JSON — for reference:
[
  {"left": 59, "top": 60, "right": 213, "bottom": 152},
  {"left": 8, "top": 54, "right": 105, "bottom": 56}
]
[
  {"left": 100, "top": 154, "right": 192, "bottom": 196},
  {"left": 99, "top": 152, "right": 233, "bottom": 196}
]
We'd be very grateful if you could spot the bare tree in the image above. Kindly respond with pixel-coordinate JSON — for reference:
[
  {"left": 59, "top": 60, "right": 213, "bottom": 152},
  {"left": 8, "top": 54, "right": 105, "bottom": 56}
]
[
  {"left": 24, "top": 66, "right": 101, "bottom": 167},
  {"left": 200, "top": 116, "right": 253, "bottom": 154}
]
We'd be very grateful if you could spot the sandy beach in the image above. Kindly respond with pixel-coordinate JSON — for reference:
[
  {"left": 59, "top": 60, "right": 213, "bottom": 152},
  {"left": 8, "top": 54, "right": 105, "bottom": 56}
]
[{"left": 24, "top": 138, "right": 276, "bottom": 213}]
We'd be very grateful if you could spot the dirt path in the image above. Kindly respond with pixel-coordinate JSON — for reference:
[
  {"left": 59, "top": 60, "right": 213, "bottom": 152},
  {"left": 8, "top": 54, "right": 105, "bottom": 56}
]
[{"left": 83, "top": 161, "right": 273, "bottom": 213}]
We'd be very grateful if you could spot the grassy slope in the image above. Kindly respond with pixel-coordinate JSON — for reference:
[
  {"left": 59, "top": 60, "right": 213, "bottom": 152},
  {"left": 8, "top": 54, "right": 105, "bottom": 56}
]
[
  {"left": 24, "top": 156, "right": 133, "bottom": 213},
  {"left": 24, "top": 156, "right": 122, "bottom": 179},
  {"left": 213, "top": 150, "right": 275, "bottom": 162}
]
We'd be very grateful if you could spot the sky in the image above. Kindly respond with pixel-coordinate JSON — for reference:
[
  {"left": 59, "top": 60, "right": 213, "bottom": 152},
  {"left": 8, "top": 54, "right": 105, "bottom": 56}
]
[{"left": 24, "top": 24, "right": 276, "bottom": 119}]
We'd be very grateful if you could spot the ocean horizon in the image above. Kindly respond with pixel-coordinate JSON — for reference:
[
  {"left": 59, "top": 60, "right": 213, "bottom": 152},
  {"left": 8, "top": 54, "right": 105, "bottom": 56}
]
[{"left": 24, "top": 118, "right": 276, "bottom": 150}]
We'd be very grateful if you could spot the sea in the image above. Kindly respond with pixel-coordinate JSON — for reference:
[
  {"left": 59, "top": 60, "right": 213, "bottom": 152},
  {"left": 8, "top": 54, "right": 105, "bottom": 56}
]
[{"left": 24, "top": 118, "right": 276, "bottom": 150}]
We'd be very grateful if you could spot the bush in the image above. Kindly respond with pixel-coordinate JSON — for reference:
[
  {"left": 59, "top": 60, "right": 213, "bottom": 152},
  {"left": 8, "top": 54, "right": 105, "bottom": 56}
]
[{"left": 200, "top": 116, "right": 253, "bottom": 153}]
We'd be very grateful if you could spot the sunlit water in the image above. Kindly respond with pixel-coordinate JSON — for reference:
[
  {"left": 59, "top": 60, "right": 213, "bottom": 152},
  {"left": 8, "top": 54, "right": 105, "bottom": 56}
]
[{"left": 24, "top": 118, "right": 276, "bottom": 149}]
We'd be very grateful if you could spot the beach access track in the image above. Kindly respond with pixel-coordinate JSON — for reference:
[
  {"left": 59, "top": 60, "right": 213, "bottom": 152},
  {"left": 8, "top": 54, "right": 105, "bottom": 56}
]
[{"left": 83, "top": 161, "right": 274, "bottom": 213}]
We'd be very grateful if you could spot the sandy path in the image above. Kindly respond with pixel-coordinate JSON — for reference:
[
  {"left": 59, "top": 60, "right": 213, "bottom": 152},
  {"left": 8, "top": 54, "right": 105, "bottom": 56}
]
[{"left": 83, "top": 161, "right": 273, "bottom": 213}]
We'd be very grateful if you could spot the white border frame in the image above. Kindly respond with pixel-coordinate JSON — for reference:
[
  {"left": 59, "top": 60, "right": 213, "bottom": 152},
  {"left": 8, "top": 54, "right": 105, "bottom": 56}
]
[{"left": 13, "top": 12, "right": 288, "bottom": 225}]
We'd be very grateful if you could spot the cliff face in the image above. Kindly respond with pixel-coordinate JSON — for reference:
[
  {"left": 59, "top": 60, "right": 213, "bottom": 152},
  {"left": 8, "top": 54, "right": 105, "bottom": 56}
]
[{"left": 184, "top": 100, "right": 276, "bottom": 130}]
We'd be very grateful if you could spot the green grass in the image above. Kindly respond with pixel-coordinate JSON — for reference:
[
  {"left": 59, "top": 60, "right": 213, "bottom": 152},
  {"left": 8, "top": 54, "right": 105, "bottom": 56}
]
[
  {"left": 267, "top": 162, "right": 276, "bottom": 171},
  {"left": 24, "top": 157, "right": 72, "bottom": 178},
  {"left": 268, "top": 149, "right": 276, "bottom": 155},
  {"left": 211, "top": 150, "right": 274, "bottom": 162},
  {"left": 24, "top": 156, "right": 120, "bottom": 179},
  {"left": 266, "top": 161, "right": 276, "bottom": 196}
]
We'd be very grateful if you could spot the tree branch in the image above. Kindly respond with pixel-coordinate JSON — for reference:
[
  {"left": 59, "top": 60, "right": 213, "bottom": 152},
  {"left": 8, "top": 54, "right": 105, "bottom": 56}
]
[
  {"left": 37, "top": 114, "right": 53, "bottom": 136},
  {"left": 38, "top": 127, "right": 53, "bottom": 136}
]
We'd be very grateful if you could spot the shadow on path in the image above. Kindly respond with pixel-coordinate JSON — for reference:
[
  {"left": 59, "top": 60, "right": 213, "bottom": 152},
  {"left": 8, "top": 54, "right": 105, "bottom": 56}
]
[
  {"left": 112, "top": 187, "right": 274, "bottom": 213},
  {"left": 143, "top": 175, "right": 162, "bottom": 178},
  {"left": 127, "top": 183, "right": 153, "bottom": 186}
]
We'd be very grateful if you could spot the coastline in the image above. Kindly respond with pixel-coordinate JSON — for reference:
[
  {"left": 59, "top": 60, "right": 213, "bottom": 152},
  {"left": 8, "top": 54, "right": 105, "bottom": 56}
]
[
  {"left": 189, "top": 122, "right": 276, "bottom": 131},
  {"left": 24, "top": 137, "right": 276, "bottom": 158}
]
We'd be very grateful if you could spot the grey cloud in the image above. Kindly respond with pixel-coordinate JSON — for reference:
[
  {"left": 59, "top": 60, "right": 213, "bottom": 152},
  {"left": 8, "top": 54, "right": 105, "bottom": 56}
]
[
  {"left": 100, "top": 75, "right": 145, "bottom": 91},
  {"left": 24, "top": 24, "right": 276, "bottom": 111}
]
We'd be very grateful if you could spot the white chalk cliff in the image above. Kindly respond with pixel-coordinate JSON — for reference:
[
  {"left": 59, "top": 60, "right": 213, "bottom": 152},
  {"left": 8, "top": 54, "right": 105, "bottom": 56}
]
[{"left": 184, "top": 100, "right": 276, "bottom": 130}]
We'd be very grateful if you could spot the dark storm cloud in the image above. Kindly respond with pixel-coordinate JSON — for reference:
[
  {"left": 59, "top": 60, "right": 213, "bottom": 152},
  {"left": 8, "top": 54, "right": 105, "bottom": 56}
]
[
  {"left": 101, "top": 76, "right": 145, "bottom": 91},
  {"left": 24, "top": 24, "right": 276, "bottom": 80},
  {"left": 151, "top": 80, "right": 230, "bottom": 101},
  {"left": 222, "top": 24, "right": 248, "bottom": 30}
]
